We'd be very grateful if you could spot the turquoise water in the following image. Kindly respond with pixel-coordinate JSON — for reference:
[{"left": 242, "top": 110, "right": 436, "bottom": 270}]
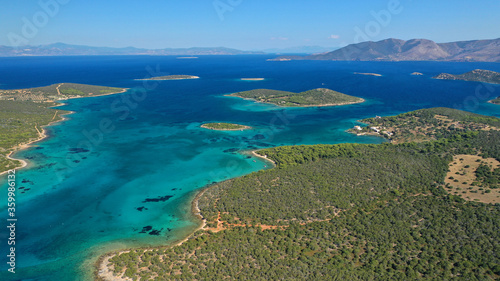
[{"left": 0, "top": 56, "right": 499, "bottom": 280}]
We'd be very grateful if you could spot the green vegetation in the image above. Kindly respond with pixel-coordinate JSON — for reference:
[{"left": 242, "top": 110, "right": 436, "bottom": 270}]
[
  {"left": 475, "top": 163, "right": 500, "bottom": 189},
  {"left": 490, "top": 96, "right": 500, "bottom": 105},
  {"left": 228, "top": 88, "right": 364, "bottom": 107},
  {"left": 108, "top": 108, "right": 500, "bottom": 280},
  {"left": 349, "top": 107, "right": 500, "bottom": 143},
  {"left": 201, "top": 122, "right": 251, "bottom": 131},
  {"left": 0, "top": 83, "right": 125, "bottom": 173},
  {"left": 139, "top": 75, "right": 199, "bottom": 80},
  {"left": 433, "top": 69, "right": 500, "bottom": 84},
  {"left": 0, "top": 83, "right": 124, "bottom": 102}
]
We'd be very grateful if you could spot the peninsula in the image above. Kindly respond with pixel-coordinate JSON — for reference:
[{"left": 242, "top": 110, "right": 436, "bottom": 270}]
[
  {"left": 137, "top": 75, "right": 199, "bottom": 80},
  {"left": 348, "top": 107, "right": 500, "bottom": 143},
  {"left": 227, "top": 88, "right": 364, "bottom": 107},
  {"left": 102, "top": 107, "right": 500, "bottom": 280},
  {"left": 0, "top": 83, "right": 126, "bottom": 173},
  {"left": 433, "top": 69, "right": 500, "bottom": 84},
  {"left": 201, "top": 122, "right": 252, "bottom": 131}
]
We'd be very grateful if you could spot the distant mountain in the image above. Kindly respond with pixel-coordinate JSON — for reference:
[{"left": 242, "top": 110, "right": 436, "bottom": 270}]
[
  {"left": 273, "top": 38, "right": 500, "bottom": 62},
  {"left": 0, "top": 43, "right": 264, "bottom": 56},
  {"left": 433, "top": 69, "right": 500, "bottom": 84},
  {"left": 260, "top": 46, "right": 340, "bottom": 54}
]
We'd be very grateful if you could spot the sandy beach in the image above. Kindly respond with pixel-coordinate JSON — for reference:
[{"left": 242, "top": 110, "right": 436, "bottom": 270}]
[
  {"left": 96, "top": 188, "right": 209, "bottom": 281},
  {"left": 96, "top": 150, "right": 274, "bottom": 280}
]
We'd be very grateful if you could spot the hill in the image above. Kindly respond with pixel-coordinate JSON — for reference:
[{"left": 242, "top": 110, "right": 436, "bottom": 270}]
[
  {"left": 228, "top": 88, "right": 364, "bottom": 107},
  {"left": 273, "top": 38, "right": 500, "bottom": 62},
  {"left": 433, "top": 69, "right": 500, "bottom": 84}
]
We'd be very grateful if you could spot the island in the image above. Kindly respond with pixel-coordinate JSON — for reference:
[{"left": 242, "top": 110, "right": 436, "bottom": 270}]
[
  {"left": 411, "top": 72, "right": 423, "bottom": 75},
  {"left": 201, "top": 122, "right": 252, "bottom": 131},
  {"left": 353, "top": 72, "right": 382, "bottom": 77},
  {"left": 0, "top": 83, "right": 126, "bottom": 174},
  {"left": 137, "top": 75, "right": 200, "bottom": 80},
  {"left": 227, "top": 88, "right": 365, "bottom": 107},
  {"left": 433, "top": 69, "right": 500, "bottom": 84},
  {"left": 490, "top": 96, "right": 500, "bottom": 104},
  {"left": 102, "top": 107, "right": 500, "bottom": 280}
]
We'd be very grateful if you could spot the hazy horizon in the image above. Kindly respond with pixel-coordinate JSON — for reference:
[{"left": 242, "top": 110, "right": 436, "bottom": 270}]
[{"left": 2, "top": 1, "right": 499, "bottom": 50}]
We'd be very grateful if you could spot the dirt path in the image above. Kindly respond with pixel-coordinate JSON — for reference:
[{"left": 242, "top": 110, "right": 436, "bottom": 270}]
[{"left": 56, "top": 83, "right": 63, "bottom": 95}]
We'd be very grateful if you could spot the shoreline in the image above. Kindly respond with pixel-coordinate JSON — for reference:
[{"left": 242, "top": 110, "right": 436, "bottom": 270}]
[
  {"left": 225, "top": 94, "right": 365, "bottom": 108},
  {"left": 0, "top": 87, "right": 128, "bottom": 176},
  {"left": 96, "top": 150, "right": 273, "bottom": 279},
  {"left": 96, "top": 185, "right": 213, "bottom": 281}
]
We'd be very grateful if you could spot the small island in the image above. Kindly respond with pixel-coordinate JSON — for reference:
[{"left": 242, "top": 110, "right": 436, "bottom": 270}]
[
  {"left": 137, "top": 75, "right": 200, "bottom": 81},
  {"left": 240, "top": 78, "right": 265, "bottom": 81},
  {"left": 227, "top": 88, "right": 364, "bottom": 107},
  {"left": 201, "top": 122, "right": 252, "bottom": 131},
  {"left": 411, "top": 72, "right": 424, "bottom": 75},
  {"left": 433, "top": 69, "right": 500, "bottom": 84},
  {"left": 354, "top": 72, "right": 382, "bottom": 77}
]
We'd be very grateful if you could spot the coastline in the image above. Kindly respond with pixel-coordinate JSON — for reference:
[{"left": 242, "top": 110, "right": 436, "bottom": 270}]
[
  {"left": 249, "top": 150, "right": 276, "bottom": 166},
  {"left": 96, "top": 185, "right": 212, "bottom": 281},
  {"left": 96, "top": 150, "right": 273, "bottom": 279},
  {"left": 0, "top": 87, "right": 128, "bottom": 176}
]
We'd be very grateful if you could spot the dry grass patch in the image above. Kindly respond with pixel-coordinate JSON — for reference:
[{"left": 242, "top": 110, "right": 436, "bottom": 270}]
[{"left": 445, "top": 154, "right": 500, "bottom": 204}]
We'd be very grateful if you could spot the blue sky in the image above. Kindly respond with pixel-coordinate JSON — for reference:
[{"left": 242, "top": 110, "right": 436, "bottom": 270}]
[{"left": 1, "top": 0, "right": 499, "bottom": 49}]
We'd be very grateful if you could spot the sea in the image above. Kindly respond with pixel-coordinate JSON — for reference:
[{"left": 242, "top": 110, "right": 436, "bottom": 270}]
[{"left": 0, "top": 55, "right": 499, "bottom": 281}]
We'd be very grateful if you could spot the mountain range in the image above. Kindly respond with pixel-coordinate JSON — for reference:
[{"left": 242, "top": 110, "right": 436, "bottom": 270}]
[
  {"left": 272, "top": 38, "right": 500, "bottom": 62},
  {"left": 2, "top": 38, "right": 499, "bottom": 61},
  {"left": 0, "top": 43, "right": 263, "bottom": 57}
]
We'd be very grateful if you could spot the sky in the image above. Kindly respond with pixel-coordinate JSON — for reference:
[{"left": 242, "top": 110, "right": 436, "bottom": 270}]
[{"left": 1, "top": 0, "right": 499, "bottom": 50}]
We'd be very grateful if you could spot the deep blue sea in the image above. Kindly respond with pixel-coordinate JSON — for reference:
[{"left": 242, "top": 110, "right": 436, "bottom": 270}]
[{"left": 0, "top": 55, "right": 499, "bottom": 280}]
